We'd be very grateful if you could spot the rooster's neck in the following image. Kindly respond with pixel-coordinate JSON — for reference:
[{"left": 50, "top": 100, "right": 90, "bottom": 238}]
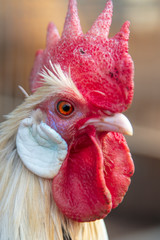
[{"left": 0, "top": 100, "right": 108, "bottom": 240}]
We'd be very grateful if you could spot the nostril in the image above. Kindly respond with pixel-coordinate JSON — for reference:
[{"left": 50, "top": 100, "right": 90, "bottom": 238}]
[{"left": 103, "top": 110, "right": 114, "bottom": 116}]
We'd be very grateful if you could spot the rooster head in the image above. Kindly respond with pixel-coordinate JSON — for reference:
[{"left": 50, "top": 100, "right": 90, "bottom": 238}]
[{"left": 18, "top": 0, "right": 134, "bottom": 222}]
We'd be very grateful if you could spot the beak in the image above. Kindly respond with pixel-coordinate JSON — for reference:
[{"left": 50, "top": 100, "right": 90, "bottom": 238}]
[{"left": 80, "top": 113, "right": 133, "bottom": 136}]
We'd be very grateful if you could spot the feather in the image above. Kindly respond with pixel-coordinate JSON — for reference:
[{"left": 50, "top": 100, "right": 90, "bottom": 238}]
[
  {"left": 39, "top": 62, "right": 83, "bottom": 100},
  {"left": 0, "top": 76, "right": 108, "bottom": 240}
]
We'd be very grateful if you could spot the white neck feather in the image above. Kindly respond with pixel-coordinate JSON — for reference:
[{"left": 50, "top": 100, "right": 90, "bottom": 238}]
[
  {"left": 0, "top": 78, "right": 108, "bottom": 240},
  {"left": 0, "top": 140, "right": 108, "bottom": 240}
]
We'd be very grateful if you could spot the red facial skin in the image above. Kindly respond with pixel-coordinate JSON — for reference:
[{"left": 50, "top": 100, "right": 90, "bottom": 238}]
[{"left": 31, "top": 0, "right": 134, "bottom": 222}]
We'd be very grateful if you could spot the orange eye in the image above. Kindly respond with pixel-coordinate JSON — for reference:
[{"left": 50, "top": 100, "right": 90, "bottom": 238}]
[{"left": 57, "top": 101, "right": 74, "bottom": 116}]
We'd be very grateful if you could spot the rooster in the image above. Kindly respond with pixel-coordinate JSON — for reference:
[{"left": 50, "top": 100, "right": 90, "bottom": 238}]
[{"left": 0, "top": 0, "right": 134, "bottom": 239}]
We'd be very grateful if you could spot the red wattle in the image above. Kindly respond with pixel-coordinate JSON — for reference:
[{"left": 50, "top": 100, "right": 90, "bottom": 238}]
[
  {"left": 52, "top": 127, "right": 134, "bottom": 222},
  {"left": 52, "top": 127, "right": 112, "bottom": 222},
  {"left": 100, "top": 132, "right": 134, "bottom": 209}
]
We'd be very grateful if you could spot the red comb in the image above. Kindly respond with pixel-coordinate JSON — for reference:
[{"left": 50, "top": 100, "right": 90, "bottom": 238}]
[{"left": 30, "top": 0, "right": 134, "bottom": 113}]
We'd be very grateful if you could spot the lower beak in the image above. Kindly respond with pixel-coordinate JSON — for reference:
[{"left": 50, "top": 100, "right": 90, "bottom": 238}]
[{"left": 80, "top": 113, "right": 133, "bottom": 136}]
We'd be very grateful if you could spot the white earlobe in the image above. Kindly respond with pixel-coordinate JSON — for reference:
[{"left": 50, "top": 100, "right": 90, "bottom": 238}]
[{"left": 16, "top": 115, "right": 68, "bottom": 179}]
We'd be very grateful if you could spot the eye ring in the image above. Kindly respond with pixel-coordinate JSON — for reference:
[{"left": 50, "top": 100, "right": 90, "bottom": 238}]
[{"left": 57, "top": 100, "right": 74, "bottom": 116}]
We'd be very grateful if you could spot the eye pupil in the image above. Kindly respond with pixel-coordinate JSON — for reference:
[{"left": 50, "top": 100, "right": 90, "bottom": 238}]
[
  {"left": 57, "top": 101, "right": 74, "bottom": 116},
  {"left": 62, "top": 104, "right": 71, "bottom": 112}
]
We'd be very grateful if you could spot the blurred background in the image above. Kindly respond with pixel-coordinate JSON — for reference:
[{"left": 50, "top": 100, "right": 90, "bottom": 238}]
[{"left": 0, "top": 0, "right": 160, "bottom": 239}]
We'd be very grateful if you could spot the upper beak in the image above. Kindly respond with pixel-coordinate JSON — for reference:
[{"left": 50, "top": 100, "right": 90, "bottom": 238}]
[{"left": 80, "top": 113, "right": 133, "bottom": 136}]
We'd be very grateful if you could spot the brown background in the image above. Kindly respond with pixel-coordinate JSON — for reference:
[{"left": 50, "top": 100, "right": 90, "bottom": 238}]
[{"left": 0, "top": 0, "right": 160, "bottom": 239}]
